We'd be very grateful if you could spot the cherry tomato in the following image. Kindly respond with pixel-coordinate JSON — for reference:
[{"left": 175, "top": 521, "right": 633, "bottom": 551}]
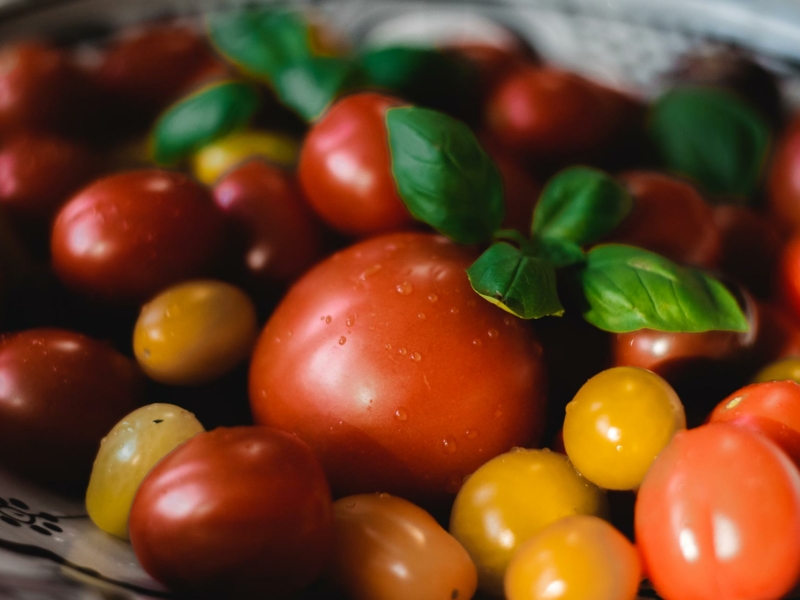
[
  {"left": 0, "top": 328, "right": 142, "bottom": 488},
  {"left": 754, "top": 356, "right": 800, "bottom": 384},
  {"left": 449, "top": 448, "right": 608, "bottom": 596},
  {"left": 708, "top": 380, "right": 800, "bottom": 468},
  {"left": 298, "top": 92, "right": 413, "bottom": 237},
  {"left": 777, "top": 235, "right": 800, "bottom": 322},
  {"left": 610, "top": 171, "right": 720, "bottom": 269},
  {"left": 192, "top": 130, "right": 300, "bottom": 185},
  {"left": 0, "top": 41, "right": 90, "bottom": 136},
  {"left": 751, "top": 301, "right": 800, "bottom": 366},
  {"left": 331, "top": 493, "right": 477, "bottom": 600},
  {"left": 51, "top": 170, "right": 225, "bottom": 305},
  {"left": 484, "top": 66, "right": 630, "bottom": 161},
  {"left": 213, "top": 160, "right": 323, "bottom": 290},
  {"left": 563, "top": 367, "right": 686, "bottom": 491},
  {"left": 768, "top": 115, "right": 800, "bottom": 232},
  {"left": 129, "top": 426, "right": 334, "bottom": 598},
  {"left": 249, "top": 232, "right": 547, "bottom": 506},
  {"left": 505, "top": 515, "right": 641, "bottom": 600},
  {"left": 86, "top": 403, "right": 204, "bottom": 539},
  {"left": 133, "top": 280, "right": 257, "bottom": 386},
  {"left": 636, "top": 423, "right": 800, "bottom": 600},
  {"left": 0, "top": 132, "right": 95, "bottom": 219}
]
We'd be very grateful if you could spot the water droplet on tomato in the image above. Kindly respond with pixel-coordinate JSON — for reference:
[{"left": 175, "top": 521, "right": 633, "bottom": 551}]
[
  {"left": 395, "top": 408, "right": 408, "bottom": 421},
  {"left": 472, "top": 338, "right": 482, "bottom": 347},
  {"left": 487, "top": 328, "right": 499, "bottom": 339},
  {"left": 325, "top": 315, "right": 332, "bottom": 324},
  {"left": 379, "top": 492, "right": 390, "bottom": 499},
  {"left": 346, "top": 315, "right": 356, "bottom": 327},
  {"left": 385, "top": 343, "right": 392, "bottom": 350},
  {"left": 410, "top": 352, "right": 421, "bottom": 362},
  {"left": 442, "top": 437, "right": 457, "bottom": 454},
  {"left": 428, "top": 293, "right": 438, "bottom": 303},
  {"left": 396, "top": 281, "right": 413, "bottom": 295},
  {"left": 338, "top": 336, "right": 346, "bottom": 345},
  {"left": 417, "top": 313, "right": 426, "bottom": 320},
  {"left": 398, "top": 347, "right": 407, "bottom": 356},
  {"left": 345, "top": 500, "right": 356, "bottom": 508},
  {"left": 450, "top": 307, "right": 459, "bottom": 315},
  {"left": 466, "top": 430, "right": 478, "bottom": 440},
  {"left": 359, "top": 264, "right": 382, "bottom": 280}
]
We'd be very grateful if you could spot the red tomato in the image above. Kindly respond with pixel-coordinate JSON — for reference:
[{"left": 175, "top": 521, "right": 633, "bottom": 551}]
[
  {"left": 51, "top": 170, "right": 225, "bottom": 305},
  {"left": 129, "top": 426, "right": 334, "bottom": 598},
  {"left": 768, "top": 116, "right": 800, "bottom": 232},
  {"left": 712, "top": 205, "right": 785, "bottom": 298},
  {"left": 298, "top": 93, "right": 413, "bottom": 237},
  {"left": 777, "top": 235, "right": 800, "bottom": 323},
  {"left": 752, "top": 301, "right": 800, "bottom": 364},
  {"left": 708, "top": 380, "right": 800, "bottom": 467},
  {"left": 249, "top": 232, "right": 547, "bottom": 506},
  {"left": 484, "top": 66, "right": 632, "bottom": 161},
  {"left": 0, "top": 132, "right": 95, "bottom": 219},
  {"left": 610, "top": 171, "right": 721, "bottom": 269},
  {"left": 0, "top": 41, "right": 90, "bottom": 136},
  {"left": 213, "top": 160, "right": 323, "bottom": 291},
  {"left": 636, "top": 423, "right": 800, "bottom": 600},
  {"left": 0, "top": 328, "right": 142, "bottom": 488}
]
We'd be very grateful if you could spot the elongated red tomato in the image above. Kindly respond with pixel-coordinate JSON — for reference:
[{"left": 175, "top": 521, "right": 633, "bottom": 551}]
[
  {"left": 249, "top": 232, "right": 546, "bottom": 506},
  {"left": 635, "top": 423, "right": 800, "bottom": 600},
  {"left": 298, "top": 93, "right": 413, "bottom": 237}
]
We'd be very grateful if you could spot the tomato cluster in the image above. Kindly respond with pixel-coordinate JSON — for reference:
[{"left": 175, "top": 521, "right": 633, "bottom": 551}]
[{"left": 2, "top": 6, "right": 800, "bottom": 600}]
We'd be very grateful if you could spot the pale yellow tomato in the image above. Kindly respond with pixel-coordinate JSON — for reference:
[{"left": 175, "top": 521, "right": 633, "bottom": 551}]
[
  {"left": 332, "top": 493, "right": 477, "bottom": 600},
  {"left": 449, "top": 448, "right": 608, "bottom": 596},
  {"left": 133, "top": 280, "right": 258, "bottom": 385},
  {"left": 563, "top": 366, "right": 685, "bottom": 491},
  {"left": 191, "top": 130, "right": 299, "bottom": 185},
  {"left": 753, "top": 357, "right": 800, "bottom": 383},
  {"left": 505, "top": 515, "right": 641, "bottom": 600},
  {"left": 86, "top": 403, "right": 204, "bottom": 539}
]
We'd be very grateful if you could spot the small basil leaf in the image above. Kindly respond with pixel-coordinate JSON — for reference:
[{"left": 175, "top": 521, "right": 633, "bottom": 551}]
[
  {"left": 150, "top": 81, "right": 260, "bottom": 166},
  {"left": 534, "top": 236, "right": 586, "bottom": 268},
  {"left": 649, "top": 86, "right": 771, "bottom": 199},
  {"left": 467, "top": 242, "right": 564, "bottom": 319},
  {"left": 386, "top": 106, "right": 504, "bottom": 244},
  {"left": 574, "top": 244, "right": 749, "bottom": 333},
  {"left": 206, "top": 8, "right": 313, "bottom": 77},
  {"left": 532, "top": 167, "right": 632, "bottom": 245},
  {"left": 271, "top": 56, "right": 364, "bottom": 122}
]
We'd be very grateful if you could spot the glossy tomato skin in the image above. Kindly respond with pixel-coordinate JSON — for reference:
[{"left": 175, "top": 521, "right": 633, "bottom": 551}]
[
  {"left": 213, "top": 160, "right": 323, "bottom": 292},
  {"left": 708, "top": 380, "right": 800, "bottom": 467},
  {"left": 610, "top": 171, "right": 721, "bottom": 269},
  {"left": 298, "top": 93, "right": 413, "bottom": 237},
  {"left": 331, "top": 493, "right": 477, "bottom": 600},
  {"left": 0, "top": 133, "right": 95, "bottom": 219},
  {"left": 51, "top": 170, "right": 225, "bottom": 306},
  {"left": 635, "top": 424, "right": 800, "bottom": 600},
  {"left": 777, "top": 235, "right": 800, "bottom": 324},
  {"left": 0, "top": 328, "right": 142, "bottom": 488},
  {"left": 129, "top": 426, "right": 334, "bottom": 599},
  {"left": 249, "top": 232, "right": 547, "bottom": 506},
  {"left": 769, "top": 116, "right": 800, "bottom": 232}
]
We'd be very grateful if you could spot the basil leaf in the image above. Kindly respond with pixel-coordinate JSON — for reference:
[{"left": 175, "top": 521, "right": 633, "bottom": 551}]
[
  {"left": 532, "top": 167, "right": 632, "bottom": 245},
  {"left": 206, "top": 8, "right": 313, "bottom": 77},
  {"left": 271, "top": 56, "right": 364, "bottom": 122},
  {"left": 386, "top": 106, "right": 504, "bottom": 244},
  {"left": 649, "top": 87, "right": 771, "bottom": 199},
  {"left": 150, "top": 81, "right": 259, "bottom": 166},
  {"left": 534, "top": 236, "right": 585, "bottom": 268},
  {"left": 574, "top": 244, "right": 749, "bottom": 333},
  {"left": 467, "top": 242, "right": 564, "bottom": 319}
]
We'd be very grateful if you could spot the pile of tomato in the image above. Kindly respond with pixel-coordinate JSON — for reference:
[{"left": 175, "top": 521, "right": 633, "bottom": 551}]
[{"left": 5, "top": 5, "right": 800, "bottom": 600}]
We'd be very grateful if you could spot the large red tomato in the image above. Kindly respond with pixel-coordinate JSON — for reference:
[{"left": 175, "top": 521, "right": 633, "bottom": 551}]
[
  {"left": 636, "top": 423, "right": 800, "bottom": 600},
  {"left": 51, "top": 170, "right": 225, "bottom": 305},
  {"left": 129, "top": 426, "right": 334, "bottom": 598},
  {"left": 298, "top": 93, "right": 413, "bottom": 237},
  {"left": 249, "top": 232, "right": 547, "bottom": 506}
]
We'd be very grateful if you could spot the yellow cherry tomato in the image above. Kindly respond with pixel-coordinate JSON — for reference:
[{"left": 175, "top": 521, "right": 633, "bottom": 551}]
[
  {"left": 86, "top": 403, "right": 204, "bottom": 539},
  {"left": 505, "top": 515, "right": 641, "bottom": 600},
  {"left": 332, "top": 493, "right": 477, "bottom": 600},
  {"left": 133, "top": 280, "right": 258, "bottom": 385},
  {"left": 563, "top": 366, "right": 685, "bottom": 491},
  {"left": 191, "top": 130, "right": 300, "bottom": 185},
  {"left": 449, "top": 448, "right": 608, "bottom": 596},
  {"left": 753, "top": 357, "right": 800, "bottom": 383}
]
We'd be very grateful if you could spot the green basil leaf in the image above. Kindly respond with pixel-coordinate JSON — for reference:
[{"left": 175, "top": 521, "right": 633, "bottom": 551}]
[
  {"left": 648, "top": 87, "right": 771, "bottom": 199},
  {"left": 360, "top": 46, "right": 473, "bottom": 112},
  {"left": 271, "top": 56, "right": 364, "bottom": 122},
  {"left": 574, "top": 244, "right": 749, "bottom": 333},
  {"left": 467, "top": 242, "right": 564, "bottom": 319},
  {"left": 206, "top": 8, "right": 313, "bottom": 77},
  {"left": 150, "top": 80, "right": 260, "bottom": 166},
  {"left": 532, "top": 167, "right": 632, "bottom": 245},
  {"left": 534, "top": 236, "right": 586, "bottom": 268},
  {"left": 386, "top": 106, "right": 504, "bottom": 244}
]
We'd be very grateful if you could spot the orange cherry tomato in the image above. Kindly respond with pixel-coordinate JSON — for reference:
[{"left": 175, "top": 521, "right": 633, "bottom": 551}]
[
  {"left": 331, "top": 493, "right": 477, "bottom": 600},
  {"left": 636, "top": 423, "right": 800, "bottom": 600}
]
